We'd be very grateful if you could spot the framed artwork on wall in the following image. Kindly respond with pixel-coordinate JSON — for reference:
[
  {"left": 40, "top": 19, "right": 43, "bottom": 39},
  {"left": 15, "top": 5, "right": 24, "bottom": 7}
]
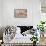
[
  {"left": 14, "top": 9, "right": 27, "bottom": 18},
  {"left": 41, "top": 0, "right": 46, "bottom": 13}
]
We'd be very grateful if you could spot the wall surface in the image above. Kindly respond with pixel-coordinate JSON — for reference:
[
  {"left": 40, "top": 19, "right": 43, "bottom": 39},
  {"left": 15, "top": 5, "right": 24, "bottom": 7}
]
[
  {"left": 0, "top": 0, "right": 41, "bottom": 27},
  {"left": 0, "top": 0, "right": 2, "bottom": 26}
]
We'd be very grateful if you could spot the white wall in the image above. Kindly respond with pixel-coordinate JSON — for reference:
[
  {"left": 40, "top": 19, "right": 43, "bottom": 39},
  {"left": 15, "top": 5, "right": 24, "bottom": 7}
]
[
  {"left": 0, "top": 0, "right": 2, "bottom": 26},
  {"left": 1, "top": 0, "right": 41, "bottom": 27},
  {"left": 32, "top": 0, "right": 41, "bottom": 27},
  {"left": 0, "top": 0, "right": 4, "bottom": 27}
]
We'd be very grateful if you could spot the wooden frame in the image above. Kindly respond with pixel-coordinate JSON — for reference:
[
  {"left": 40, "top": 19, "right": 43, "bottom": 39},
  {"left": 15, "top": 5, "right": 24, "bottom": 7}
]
[{"left": 14, "top": 9, "right": 27, "bottom": 18}]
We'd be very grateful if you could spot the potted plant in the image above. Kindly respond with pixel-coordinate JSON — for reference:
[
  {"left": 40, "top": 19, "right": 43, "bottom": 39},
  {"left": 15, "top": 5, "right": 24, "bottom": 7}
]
[
  {"left": 37, "top": 21, "right": 45, "bottom": 37},
  {"left": 31, "top": 35, "right": 38, "bottom": 46}
]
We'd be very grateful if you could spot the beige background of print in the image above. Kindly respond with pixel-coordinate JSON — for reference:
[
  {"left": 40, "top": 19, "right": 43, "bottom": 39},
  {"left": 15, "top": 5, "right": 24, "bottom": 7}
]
[{"left": 14, "top": 9, "right": 27, "bottom": 18}]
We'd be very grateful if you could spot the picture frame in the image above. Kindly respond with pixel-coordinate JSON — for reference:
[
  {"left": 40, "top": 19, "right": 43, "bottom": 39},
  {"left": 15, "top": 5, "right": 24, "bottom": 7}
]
[{"left": 14, "top": 9, "right": 27, "bottom": 18}]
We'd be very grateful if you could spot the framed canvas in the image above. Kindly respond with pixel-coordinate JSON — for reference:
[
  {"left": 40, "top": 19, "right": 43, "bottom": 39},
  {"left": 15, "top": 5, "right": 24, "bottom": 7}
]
[
  {"left": 41, "top": 0, "right": 46, "bottom": 13},
  {"left": 14, "top": 9, "right": 27, "bottom": 18}
]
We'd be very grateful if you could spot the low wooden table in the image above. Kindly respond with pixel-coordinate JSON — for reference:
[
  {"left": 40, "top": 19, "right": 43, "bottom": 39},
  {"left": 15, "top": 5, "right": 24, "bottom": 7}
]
[
  {"left": 39, "top": 37, "right": 46, "bottom": 45},
  {"left": 1, "top": 43, "right": 33, "bottom": 46}
]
